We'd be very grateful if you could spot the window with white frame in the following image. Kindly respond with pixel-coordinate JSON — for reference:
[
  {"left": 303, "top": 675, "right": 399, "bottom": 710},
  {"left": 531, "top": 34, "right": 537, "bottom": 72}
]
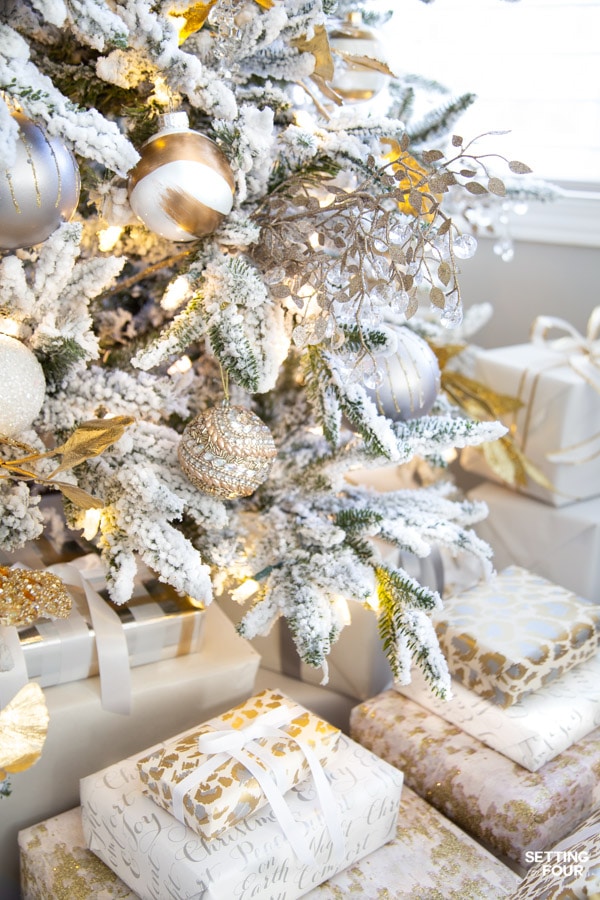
[{"left": 380, "top": 0, "right": 600, "bottom": 245}]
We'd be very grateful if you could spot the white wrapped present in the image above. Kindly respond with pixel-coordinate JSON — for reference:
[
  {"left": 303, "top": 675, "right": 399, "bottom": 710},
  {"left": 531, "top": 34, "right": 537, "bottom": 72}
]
[
  {"left": 464, "top": 308, "right": 600, "bottom": 507},
  {"left": 395, "top": 655, "right": 600, "bottom": 772},
  {"left": 80, "top": 732, "right": 403, "bottom": 899}
]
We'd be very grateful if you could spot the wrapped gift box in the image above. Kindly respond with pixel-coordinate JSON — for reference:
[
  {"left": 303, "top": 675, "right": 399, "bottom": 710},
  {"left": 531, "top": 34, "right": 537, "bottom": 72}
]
[
  {"left": 395, "top": 653, "right": 600, "bottom": 772},
  {"left": 19, "top": 788, "right": 520, "bottom": 900},
  {"left": 1, "top": 553, "right": 205, "bottom": 693},
  {"left": 510, "top": 807, "right": 600, "bottom": 899},
  {"left": 465, "top": 337, "right": 600, "bottom": 507},
  {"left": 80, "top": 732, "right": 404, "bottom": 900},
  {"left": 468, "top": 481, "right": 600, "bottom": 602},
  {"left": 0, "top": 602, "right": 260, "bottom": 890},
  {"left": 137, "top": 688, "right": 340, "bottom": 840},
  {"left": 433, "top": 565, "right": 600, "bottom": 707},
  {"left": 350, "top": 689, "right": 600, "bottom": 870}
]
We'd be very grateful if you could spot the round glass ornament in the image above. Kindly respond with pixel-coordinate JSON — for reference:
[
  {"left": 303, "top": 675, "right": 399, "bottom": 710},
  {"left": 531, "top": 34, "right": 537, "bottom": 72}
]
[
  {"left": 0, "top": 112, "right": 80, "bottom": 250},
  {"left": 0, "top": 335, "right": 46, "bottom": 436},
  {"left": 365, "top": 326, "right": 441, "bottom": 421},
  {"left": 328, "top": 12, "right": 390, "bottom": 102},
  {"left": 128, "top": 112, "right": 235, "bottom": 242},
  {"left": 178, "top": 403, "right": 277, "bottom": 499}
]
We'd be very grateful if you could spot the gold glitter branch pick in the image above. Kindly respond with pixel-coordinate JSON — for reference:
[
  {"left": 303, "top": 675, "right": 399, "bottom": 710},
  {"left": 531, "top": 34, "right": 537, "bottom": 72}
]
[
  {"left": 0, "top": 682, "right": 49, "bottom": 776},
  {"left": 0, "top": 566, "right": 72, "bottom": 628}
]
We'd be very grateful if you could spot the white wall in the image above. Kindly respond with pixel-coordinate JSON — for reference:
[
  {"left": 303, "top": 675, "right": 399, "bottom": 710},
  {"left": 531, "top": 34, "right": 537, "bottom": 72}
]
[{"left": 458, "top": 236, "right": 599, "bottom": 349}]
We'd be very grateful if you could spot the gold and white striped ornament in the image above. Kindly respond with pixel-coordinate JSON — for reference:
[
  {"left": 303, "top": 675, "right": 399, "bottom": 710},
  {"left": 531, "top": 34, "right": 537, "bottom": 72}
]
[
  {"left": 178, "top": 403, "right": 277, "bottom": 499},
  {"left": 128, "top": 112, "right": 235, "bottom": 242},
  {"left": 0, "top": 112, "right": 80, "bottom": 250},
  {"left": 328, "top": 12, "right": 390, "bottom": 102}
]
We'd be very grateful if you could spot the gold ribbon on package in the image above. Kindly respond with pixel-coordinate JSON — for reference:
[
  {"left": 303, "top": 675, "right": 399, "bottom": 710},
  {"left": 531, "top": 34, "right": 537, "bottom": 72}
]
[
  {"left": 138, "top": 689, "right": 344, "bottom": 864},
  {"left": 531, "top": 307, "right": 600, "bottom": 464},
  {"left": 0, "top": 562, "right": 132, "bottom": 716}
]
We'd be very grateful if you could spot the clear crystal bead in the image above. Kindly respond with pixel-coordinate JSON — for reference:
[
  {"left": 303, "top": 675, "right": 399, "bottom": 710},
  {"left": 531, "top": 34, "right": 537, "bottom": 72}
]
[{"left": 453, "top": 234, "right": 478, "bottom": 259}]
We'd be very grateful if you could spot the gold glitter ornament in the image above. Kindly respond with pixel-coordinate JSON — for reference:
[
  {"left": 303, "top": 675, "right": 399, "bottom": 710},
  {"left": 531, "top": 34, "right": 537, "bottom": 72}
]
[
  {"left": 327, "top": 12, "right": 391, "bottom": 102},
  {"left": 0, "top": 566, "right": 72, "bottom": 628},
  {"left": 178, "top": 403, "right": 277, "bottom": 499},
  {"left": 0, "top": 112, "right": 81, "bottom": 250},
  {"left": 128, "top": 111, "right": 235, "bottom": 242},
  {"left": 0, "top": 682, "right": 49, "bottom": 775}
]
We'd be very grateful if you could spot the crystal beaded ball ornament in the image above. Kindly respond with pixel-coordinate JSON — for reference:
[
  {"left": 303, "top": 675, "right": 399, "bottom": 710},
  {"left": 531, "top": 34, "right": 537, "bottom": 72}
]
[{"left": 178, "top": 404, "right": 277, "bottom": 499}]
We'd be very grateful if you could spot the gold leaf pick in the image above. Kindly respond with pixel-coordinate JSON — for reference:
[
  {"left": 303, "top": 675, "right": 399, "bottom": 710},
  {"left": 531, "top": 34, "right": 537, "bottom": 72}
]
[
  {"left": 49, "top": 416, "right": 135, "bottom": 477},
  {"left": 332, "top": 49, "right": 396, "bottom": 77},
  {"left": 291, "top": 25, "right": 335, "bottom": 82},
  {"left": 50, "top": 482, "right": 104, "bottom": 510},
  {"left": 0, "top": 566, "right": 72, "bottom": 628},
  {"left": 0, "top": 683, "right": 49, "bottom": 775},
  {"left": 170, "top": 0, "right": 218, "bottom": 43}
]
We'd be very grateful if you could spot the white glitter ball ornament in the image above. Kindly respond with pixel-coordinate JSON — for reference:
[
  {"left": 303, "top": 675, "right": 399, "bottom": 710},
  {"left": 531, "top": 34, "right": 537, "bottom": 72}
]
[
  {"left": 328, "top": 12, "right": 390, "bottom": 102},
  {"left": 178, "top": 404, "right": 277, "bottom": 499},
  {"left": 0, "top": 335, "right": 46, "bottom": 436},
  {"left": 0, "top": 112, "right": 80, "bottom": 250},
  {"left": 128, "top": 112, "right": 235, "bottom": 242},
  {"left": 366, "top": 326, "right": 441, "bottom": 421}
]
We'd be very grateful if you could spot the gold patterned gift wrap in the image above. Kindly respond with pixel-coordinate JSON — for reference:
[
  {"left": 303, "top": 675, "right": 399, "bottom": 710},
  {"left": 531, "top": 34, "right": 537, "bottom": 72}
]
[
  {"left": 19, "top": 788, "right": 520, "bottom": 900},
  {"left": 433, "top": 565, "right": 600, "bottom": 708},
  {"left": 80, "top": 732, "right": 404, "bottom": 900},
  {"left": 137, "top": 688, "right": 341, "bottom": 841},
  {"left": 350, "top": 689, "right": 600, "bottom": 870}
]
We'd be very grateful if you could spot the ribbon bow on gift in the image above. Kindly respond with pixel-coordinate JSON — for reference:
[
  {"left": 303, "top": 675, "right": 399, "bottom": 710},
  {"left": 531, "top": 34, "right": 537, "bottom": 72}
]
[
  {"left": 531, "top": 307, "right": 600, "bottom": 465},
  {"left": 171, "top": 704, "right": 345, "bottom": 866}
]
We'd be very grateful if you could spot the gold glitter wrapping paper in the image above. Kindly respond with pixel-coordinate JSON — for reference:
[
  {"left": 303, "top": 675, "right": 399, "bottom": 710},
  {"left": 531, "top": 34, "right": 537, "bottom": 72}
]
[
  {"left": 510, "top": 807, "right": 600, "bottom": 900},
  {"left": 9, "top": 553, "right": 205, "bottom": 689},
  {"left": 80, "top": 733, "right": 403, "bottom": 899},
  {"left": 19, "top": 808, "right": 137, "bottom": 900},
  {"left": 433, "top": 565, "right": 600, "bottom": 708},
  {"left": 137, "top": 688, "right": 341, "bottom": 840},
  {"left": 465, "top": 339, "right": 600, "bottom": 508},
  {"left": 18, "top": 787, "right": 520, "bottom": 900},
  {"left": 350, "top": 690, "right": 600, "bottom": 869}
]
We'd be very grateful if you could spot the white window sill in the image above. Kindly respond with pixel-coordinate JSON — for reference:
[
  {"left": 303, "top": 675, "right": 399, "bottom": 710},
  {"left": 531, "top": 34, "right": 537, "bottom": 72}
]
[{"left": 505, "top": 186, "right": 600, "bottom": 249}]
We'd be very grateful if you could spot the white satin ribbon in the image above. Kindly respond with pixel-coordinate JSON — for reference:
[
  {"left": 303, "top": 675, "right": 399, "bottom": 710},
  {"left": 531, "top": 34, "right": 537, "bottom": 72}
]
[
  {"left": 531, "top": 307, "right": 600, "bottom": 392},
  {"left": 171, "top": 704, "right": 345, "bottom": 865},
  {"left": 48, "top": 563, "right": 132, "bottom": 716},
  {"left": 0, "top": 624, "right": 28, "bottom": 707}
]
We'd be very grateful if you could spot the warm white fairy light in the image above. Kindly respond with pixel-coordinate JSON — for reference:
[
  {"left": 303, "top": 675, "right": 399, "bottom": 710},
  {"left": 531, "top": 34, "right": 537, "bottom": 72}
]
[
  {"left": 0, "top": 317, "right": 22, "bottom": 337},
  {"left": 161, "top": 276, "right": 190, "bottom": 311},
  {"left": 82, "top": 508, "right": 102, "bottom": 541},
  {"left": 97, "top": 225, "right": 123, "bottom": 252},
  {"left": 231, "top": 578, "right": 260, "bottom": 603},
  {"left": 167, "top": 355, "right": 193, "bottom": 375}
]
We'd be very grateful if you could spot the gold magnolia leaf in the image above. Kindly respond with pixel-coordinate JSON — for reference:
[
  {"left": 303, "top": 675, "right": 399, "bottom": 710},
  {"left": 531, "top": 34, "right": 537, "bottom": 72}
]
[
  {"left": 441, "top": 371, "right": 523, "bottom": 419},
  {"left": 0, "top": 566, "right": 72, "bottom": 627},
  {"left": 291, "top": 25, "right": 335, "bottom": 81},
  {"left": 482, "top": 436, "right": 526, "bottom": 487},
  {"left": 332, "top": 49, "right": 396, "bottom": 77},
  {"left": 0, "top": 683, "right": 49, "bottom": 774},
  {"left": 430, "top": 343, "right": 466, "bottom": 370},
  {"left": 382, "top": 141, "right": 441, "bottom": 221},
  {"left": 52, "top": 482, "right": 104, "bottom": 510},
  {"left": 50, "top": 416, "right": 135, "bottom": 476},
  {"left": 170, "top": 0, "right": 217, "bottom": 43}
]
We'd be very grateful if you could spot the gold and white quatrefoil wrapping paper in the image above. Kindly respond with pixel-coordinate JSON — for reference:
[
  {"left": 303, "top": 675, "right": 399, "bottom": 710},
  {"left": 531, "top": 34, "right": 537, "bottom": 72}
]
[
  {"left": 137, "top": 688, "right": 340, "bottom": 840},
  {"left": 434, "top": 566, "right": 600, "bottom": 708}
]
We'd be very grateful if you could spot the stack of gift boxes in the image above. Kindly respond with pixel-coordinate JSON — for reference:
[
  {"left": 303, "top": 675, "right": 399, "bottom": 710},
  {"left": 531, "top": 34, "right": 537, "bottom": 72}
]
[
  {"left": 0, "top": 496, "right": 261, "bottom": 890},
  {"left": 350, "top": 563, "right": 600, "bottom": 885},
  {"left": 19, "top": 687, "right": 528, "bottom": 899},
  {"left": 459, "top": 310, "right": 600, "bottom": 602}
]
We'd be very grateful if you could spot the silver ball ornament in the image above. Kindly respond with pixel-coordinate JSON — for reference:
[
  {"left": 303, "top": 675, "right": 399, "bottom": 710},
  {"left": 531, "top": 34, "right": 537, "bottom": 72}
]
[
  {"left": 366, "top": 326, "right": 441, "bottom": 421},
  {"left": 0, "top": 335, "right": 46, "bottom": 436},
  {"left": 178, "top": 404, "right": 277, "bottom": 499},
  {"left": 328, "top": 12, "right": 390, "bottom": 103},
  {"left": 128, "top": 112, "right": 235, "bottom": 242},
  {"left": 0, "top": 112, "right": 80, "bottom": 250}
]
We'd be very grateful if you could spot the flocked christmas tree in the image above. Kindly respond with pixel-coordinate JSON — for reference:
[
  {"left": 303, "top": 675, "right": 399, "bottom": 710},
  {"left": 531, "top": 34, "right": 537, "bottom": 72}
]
[{"left": 0, "top": 0, "right": 533, "bottom": 697}]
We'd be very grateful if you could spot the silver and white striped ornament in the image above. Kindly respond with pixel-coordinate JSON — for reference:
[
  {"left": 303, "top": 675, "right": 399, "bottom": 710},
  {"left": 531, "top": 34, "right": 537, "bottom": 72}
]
[
  {"left": 0, "top": 112, "right": 80, "bottom": 250},
  {"left": 367, "top": 326, "right": 441, "bottom": 421},
  {"left": 178, "top": 404, "right": 277, "bottom": 499},
  {"left": 128, "top": 112, "right": 235, "bottom": 242}
]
